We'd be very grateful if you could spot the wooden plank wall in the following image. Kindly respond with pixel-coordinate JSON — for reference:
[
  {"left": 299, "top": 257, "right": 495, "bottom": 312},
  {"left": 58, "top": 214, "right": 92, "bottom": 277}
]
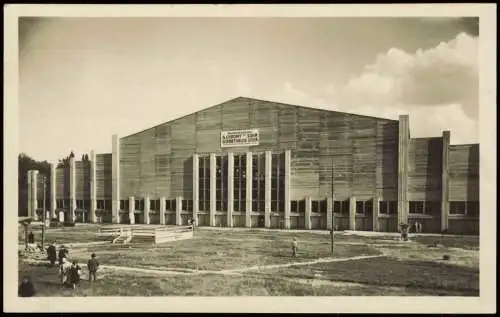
[
  {"left": 120, "top": 133, "right": 142, "bottom": 197},
  {"left": 55, "top": 167, "right": 69, "bottom": 199},
  {"left": 95, "top": 154, "right": 112, "bottom": 200},
  {"left": 138, "top": 129, "right": 157, "bottom": 198},
  {"left": 170, "top": 115, "right": 196, "bottom": 198},
  {"left": 407, "top": 137, "right": 443, "bottom": 201},
  {"left": 75, "top": 161, "right": 91, "bottom": 200},
  {"left": 448, "top": 144, "right": 479, "bottom": 201},
  {"left": 118, "top": 97, "right": 402, "bottom": 203},
  {"left": 36, "top": 174, "right": 46, "bottom": 199},
  {"left": 376, "top": 120, "right": 399, "bottom": 201},
  {"left": 292, "top": 107, "right": 319, "bottom": 198}
]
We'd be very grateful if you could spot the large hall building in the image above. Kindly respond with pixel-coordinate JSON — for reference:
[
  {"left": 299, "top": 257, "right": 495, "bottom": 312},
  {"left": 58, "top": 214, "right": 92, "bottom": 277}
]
[{"left": 26, "top": 97, "right": 480, "bottom": 234}]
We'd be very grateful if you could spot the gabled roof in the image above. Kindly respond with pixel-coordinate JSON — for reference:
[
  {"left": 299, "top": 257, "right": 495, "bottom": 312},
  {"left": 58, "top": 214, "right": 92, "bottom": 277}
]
[{"left": 122, "top": 96, "right": 401, "bottom": 139}]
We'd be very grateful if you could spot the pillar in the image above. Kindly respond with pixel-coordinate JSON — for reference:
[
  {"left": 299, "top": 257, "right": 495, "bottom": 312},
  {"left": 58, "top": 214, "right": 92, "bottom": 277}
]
[
  {"left": 349, "top": 196, "right": 356, "bottom": 231},
  {"left": 27, "top": 170, "right": 32, "bottom": 218},
  {"left": 192, "top": 153, "right": 199, "bottom": 226},
  {"left": 160, "top": 197, "right": 166, "bottom": 225},
  {"left": 33, "top": 170, "right": 39, "bottom": 220},
  {"left": 209, "top": 153, "right": 216, "bottom": 227},
  {"left": 284, "top": 150, "right": 291, "bottom": 229},
  {"left": 176, "top": 196, "right": 183, "bottom": 225},
  {"left": 264, "top": 151, "right": 272, "bottom": 228},
  {"left": 372, "top": 196, "right": 380, "bottom": 232},
  {"left": 227, "top": 152, "right": 234, "bottom": 228},
  {"left": 397, "top": 115, "right": 410, "bottom": 225},
  {"left": 33, "top": 170, "right": 40, "bottom": 220},
  {"left": 69, "top": 158, "right": 76, "bottom": 222},
  {"left": 111, "top": 134, "right": 120, "bottom": 224},
  {"left": 89, "top": 150, "right": 97, "bottom": 223},
  {"left": 245, "top": 152, "right": 252, "bottom": 228},
  {"left": 441, "top": 130, "right": 451, "bottom": 232},
  {"left": 129, "top": 196, "right": 135, "bottom": 225},
  {"left": 144, "top": 196, "right": 150, "bottom": 225},
  {"left": 305, "top": 196, "right": 312, "bottom": 230},
  {"left": 326, "top": 196, "right": 334, "bottom": 230},
  {"left": 50, "top": 163, "right": 56, "bottom": 219}
]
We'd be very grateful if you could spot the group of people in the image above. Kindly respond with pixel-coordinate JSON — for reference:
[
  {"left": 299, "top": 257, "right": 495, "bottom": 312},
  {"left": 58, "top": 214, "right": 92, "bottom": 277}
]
[
  {"left": 50, "top": 243, "right": 100, "bottom": 290},
  {"left": 19, "top": 240, "right": 101, "bottom": 297}
]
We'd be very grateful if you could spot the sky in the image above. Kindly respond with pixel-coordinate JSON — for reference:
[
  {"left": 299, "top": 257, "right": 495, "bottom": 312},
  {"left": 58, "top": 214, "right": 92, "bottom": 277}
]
[{"left": 19, "top": 17, "right": 480, "bottom": 162}]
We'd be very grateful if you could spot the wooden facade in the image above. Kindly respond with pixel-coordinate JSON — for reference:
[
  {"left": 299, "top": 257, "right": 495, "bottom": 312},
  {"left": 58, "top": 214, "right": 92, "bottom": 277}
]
[{"left": 29, "top": 97, "right": 479, "bottom": 234}]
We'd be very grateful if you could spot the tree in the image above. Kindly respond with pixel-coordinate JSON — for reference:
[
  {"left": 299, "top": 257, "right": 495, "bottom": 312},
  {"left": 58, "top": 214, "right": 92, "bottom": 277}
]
[
  {"left": 18, "top": 153, "right": 51, "bottom": 217},
  {"left": 56, "top": 150, "right": 77, "bottom": 168}
]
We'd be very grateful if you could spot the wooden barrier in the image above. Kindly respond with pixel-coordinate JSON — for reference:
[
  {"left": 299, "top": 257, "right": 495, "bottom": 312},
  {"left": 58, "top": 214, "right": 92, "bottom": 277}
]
[
  {"left": 154, "top": 226, "right": 193, "bottom": 244},
  {"left": 96, "top": 225, "right": 193, "bottom": 244}
]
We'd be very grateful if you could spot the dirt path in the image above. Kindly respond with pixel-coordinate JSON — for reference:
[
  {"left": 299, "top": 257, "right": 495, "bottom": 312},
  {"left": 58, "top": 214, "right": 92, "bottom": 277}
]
[
  {"left": 216, "top": 254, "right": 385, "bottom": 274},
  {"left": 21, "top": 254, "right": 385, "bottom": 277}
]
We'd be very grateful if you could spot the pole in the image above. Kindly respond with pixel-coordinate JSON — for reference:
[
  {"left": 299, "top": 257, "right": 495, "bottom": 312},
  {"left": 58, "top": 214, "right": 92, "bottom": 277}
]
[
  {"left": 41, "top": 175, "right": 46, "bottom": 248},
  {"left": 331, "top": 158, "right": 335, "bottom": 255}
]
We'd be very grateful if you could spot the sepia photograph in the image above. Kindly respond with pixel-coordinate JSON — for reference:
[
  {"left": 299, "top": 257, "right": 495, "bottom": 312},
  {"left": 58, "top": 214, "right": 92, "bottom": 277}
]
[{"left": 4, "top": 3, "right": 497, "bottom": 314}]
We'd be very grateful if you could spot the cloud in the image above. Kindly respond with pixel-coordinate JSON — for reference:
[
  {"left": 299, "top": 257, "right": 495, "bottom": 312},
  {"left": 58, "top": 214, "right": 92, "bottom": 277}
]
[
  {"left": 345, "top": 32, "right": 478, "bottom": 119},
  {"left": 272, "top": 32, "right": 479, "bottom": 145},
  {"left": 344, "top": 32, "right": 478, "bottom": 144}
]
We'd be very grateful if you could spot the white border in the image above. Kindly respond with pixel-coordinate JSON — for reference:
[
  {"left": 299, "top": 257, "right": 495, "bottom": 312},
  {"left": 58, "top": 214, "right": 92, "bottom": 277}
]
[{"left": 4, "top": 4, "right": 497, "bottom": 313}]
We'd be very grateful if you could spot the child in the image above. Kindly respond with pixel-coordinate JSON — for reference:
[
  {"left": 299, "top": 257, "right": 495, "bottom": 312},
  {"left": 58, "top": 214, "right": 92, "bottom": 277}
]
[
  {"left": 87, "top": 253, "right": 100, "bottom": 282},
  {"left": 60, "top": 257, "right": 72, "bottom": 285},
  {"left": 68, "top": 261, "right": 82, "bottom": 290}
]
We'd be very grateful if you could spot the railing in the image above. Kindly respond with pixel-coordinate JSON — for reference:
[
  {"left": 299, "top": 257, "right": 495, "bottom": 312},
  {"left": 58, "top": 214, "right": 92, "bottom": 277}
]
[{"left": 97, "top": 225, "right": 194, "bottom": 243}]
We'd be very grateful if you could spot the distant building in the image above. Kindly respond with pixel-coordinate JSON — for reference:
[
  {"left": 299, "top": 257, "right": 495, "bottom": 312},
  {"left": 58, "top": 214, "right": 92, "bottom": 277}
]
[{"left": 26, "top": 97, "right": 479, "bottom": 234}]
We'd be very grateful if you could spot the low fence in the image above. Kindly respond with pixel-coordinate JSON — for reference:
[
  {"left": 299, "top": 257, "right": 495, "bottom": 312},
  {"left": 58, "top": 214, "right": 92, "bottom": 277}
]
[
  {"left": 96, "top": 225, "right": 193, "bottom": 244},
  {"left": 154, "top": 226, "right": 193, "bottom": 244}
]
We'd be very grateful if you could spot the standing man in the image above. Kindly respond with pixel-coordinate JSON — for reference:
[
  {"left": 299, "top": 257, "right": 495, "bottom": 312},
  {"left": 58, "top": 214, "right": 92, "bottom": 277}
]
[
  {"left": 292, "top": 237, "right": 298, "bottom": 259},
  {"left": 28, "top": 231, "right": 35, "bottom": 244},
  {"left": 87, "top": 253, "right": 100, "bottom": 283}
]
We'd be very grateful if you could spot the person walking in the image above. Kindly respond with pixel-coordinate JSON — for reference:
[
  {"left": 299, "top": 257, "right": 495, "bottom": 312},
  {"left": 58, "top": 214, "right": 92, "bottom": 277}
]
[
  {"left": 60, "top": 257, "right": 72, "bottom": 286},
  {"left": 46, "top": 242, "right": 57, "bottom": 266},
  {"left": 68, "top": 261, "right": 82, "bottom": 290},
  {"left": 87, "top": 253, "right": 100, "bottom": 283},
  {"left": 58, "top": 245, "right": 69, "bottom": 266},
  {"left": 400, "top": 223, "right": 409, "bottom": 241}
]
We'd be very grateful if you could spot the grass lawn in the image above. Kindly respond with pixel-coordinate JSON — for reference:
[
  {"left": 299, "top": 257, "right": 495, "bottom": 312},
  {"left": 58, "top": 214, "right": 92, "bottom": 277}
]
[
  {"left": 18, "top": 225, "right": 479, "bottom": 296},
  {"left": 67, "top": 231, "right": 381, "bottom": 271}
]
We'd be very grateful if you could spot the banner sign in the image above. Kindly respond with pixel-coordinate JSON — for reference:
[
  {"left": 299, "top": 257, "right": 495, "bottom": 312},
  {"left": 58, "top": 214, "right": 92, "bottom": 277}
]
[{"left": 221, "top": 129, "right": 260, "bottom": 147}]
